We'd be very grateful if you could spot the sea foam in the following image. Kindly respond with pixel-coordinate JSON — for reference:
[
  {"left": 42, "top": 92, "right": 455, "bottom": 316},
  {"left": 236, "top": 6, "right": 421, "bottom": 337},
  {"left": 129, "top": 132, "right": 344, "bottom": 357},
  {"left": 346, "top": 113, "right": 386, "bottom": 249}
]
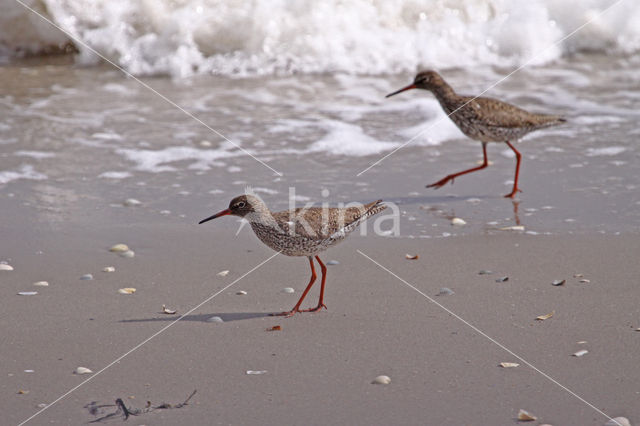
[{"left": 2, "top": 0, "right": 640, "bottom": 77}]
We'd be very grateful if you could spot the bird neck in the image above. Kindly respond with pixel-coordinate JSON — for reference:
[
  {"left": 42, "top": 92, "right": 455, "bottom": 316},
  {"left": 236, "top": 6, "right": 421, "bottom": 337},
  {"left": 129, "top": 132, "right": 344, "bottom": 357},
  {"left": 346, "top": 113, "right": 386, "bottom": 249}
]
[{"left": 427, "top": 79, "right": 459, "bottom": 106}]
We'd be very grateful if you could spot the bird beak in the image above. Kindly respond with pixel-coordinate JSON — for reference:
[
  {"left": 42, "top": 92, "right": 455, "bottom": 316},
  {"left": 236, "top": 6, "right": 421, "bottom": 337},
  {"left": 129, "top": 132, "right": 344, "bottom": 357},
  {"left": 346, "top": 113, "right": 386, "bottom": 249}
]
[
  {"left": 385, "top": 83, "right": 416, "bottom": 98},
  {"left": 198, "top": 209, "right": 231, "bottom": 224}
]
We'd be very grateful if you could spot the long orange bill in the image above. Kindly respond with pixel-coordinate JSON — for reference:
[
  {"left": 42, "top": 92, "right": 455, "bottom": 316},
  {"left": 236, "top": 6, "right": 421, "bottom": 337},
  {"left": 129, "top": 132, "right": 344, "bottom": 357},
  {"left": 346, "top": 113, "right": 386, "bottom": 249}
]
[
  {"left": 385, "top": 83, "right": 416, "bottom": 98},
  {"left": 198, "top": 209, "right": 231, "bottom": 224}
]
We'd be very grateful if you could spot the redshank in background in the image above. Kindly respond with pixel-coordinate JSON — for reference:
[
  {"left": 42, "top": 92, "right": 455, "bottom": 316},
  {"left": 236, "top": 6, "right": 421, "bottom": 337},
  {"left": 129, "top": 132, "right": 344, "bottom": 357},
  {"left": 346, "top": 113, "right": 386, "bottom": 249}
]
[
  {"left": 386, "top": 70, "right": 566, "bottom": 198},
  {"left": 199, "top": 194, "right": 387, "bottom": 317}
]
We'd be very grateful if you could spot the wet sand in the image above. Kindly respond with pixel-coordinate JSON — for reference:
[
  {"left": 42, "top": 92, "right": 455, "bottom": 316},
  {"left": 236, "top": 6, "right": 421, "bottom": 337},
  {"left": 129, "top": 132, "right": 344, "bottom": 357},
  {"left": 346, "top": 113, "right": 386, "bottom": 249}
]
[
  {"left": 2, "top": 217, "right": 639, "bottom": 425},
  {"left": 1, "top": 56, "right": 639, "bottom": 425}
]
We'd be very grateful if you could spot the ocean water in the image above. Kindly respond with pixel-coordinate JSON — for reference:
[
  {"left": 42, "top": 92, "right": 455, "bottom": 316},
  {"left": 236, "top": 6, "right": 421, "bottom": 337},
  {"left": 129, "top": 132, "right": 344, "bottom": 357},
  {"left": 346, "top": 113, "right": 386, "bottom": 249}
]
[{"left": 1, "top": 0, "right": 639, "bottom": 238}]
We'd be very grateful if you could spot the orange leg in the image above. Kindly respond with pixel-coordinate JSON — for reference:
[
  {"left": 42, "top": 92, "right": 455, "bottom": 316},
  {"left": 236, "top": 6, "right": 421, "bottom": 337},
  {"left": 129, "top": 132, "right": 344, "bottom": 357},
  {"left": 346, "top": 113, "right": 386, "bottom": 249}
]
[
  {"left": 427, "top": 142, "right": 488, "bottom": 189},
  {"left": 301, "top": 256, "right": 328, "bottom": 313},
  {"left": 503, "top": 141, "right": 522, "bottom": 198},
  {"left": 275, "top": 256, "right": 316, "bottom": 317}
]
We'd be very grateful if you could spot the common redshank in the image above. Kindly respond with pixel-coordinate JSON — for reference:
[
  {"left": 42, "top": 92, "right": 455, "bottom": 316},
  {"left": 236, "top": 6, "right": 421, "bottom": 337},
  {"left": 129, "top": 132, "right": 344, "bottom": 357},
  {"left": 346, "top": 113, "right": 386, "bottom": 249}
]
[
  {"left": 386, "top": 70, "right": 566, "bottom": 198},
  {"left": 199, "top": 194, "right": 387, "bottom": 317}
]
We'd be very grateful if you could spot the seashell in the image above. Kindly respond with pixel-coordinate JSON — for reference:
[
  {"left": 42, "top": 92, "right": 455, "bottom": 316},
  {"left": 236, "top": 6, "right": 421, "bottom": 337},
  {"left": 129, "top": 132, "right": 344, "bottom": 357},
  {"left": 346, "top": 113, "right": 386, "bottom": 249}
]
[
  {"left": 24, "top": 370, "right": 34, "bottom": 373},
  {"left": 495, "top": 276, "right": 509, "bottom": 282},
  {"left": 162, "top": 304, "right": 177, "bottom": 314},
  {"left": 0, "top": 263, "right": 14, "bottom": 271},
  {"left": 572, "top": 349, "right": 588, "bottom": 357},
  {"left": 266, "top": 326, "right": 281, "bottom": 331},
  {"left": 577, "top": 341, "right": 588, "bottom": 344},
  {"left": 206, "top": 316, "right": 224, "bottom": 323},
  {"left": 405, "top": 254, "right": 419, "bottom": 260},
  {"left": 246, "top": 370, "right": 267, "bottom": 375},
  {"left": 372, "top": 375, "right": 391, "bottom": 385},
  {"left": 517, "top": 409, "right": 537, "bottom": 421},
  {"left": 33, "top": 281, "right": 49, "bottom": 287},
  {"left": 552, "top": 279, "right": 566, "bottom": 286},
  {"left": 499, "top": 362, "right": 520, "bottom": 368},
  {"left": 102, "top": 266, "right": 115, "bottom": 272},
  {"left": 579, "top": 279, "right": 590, "bottom": 283},
  {"left": 478, "top": 270, "right": 493, "bottom": 275},
  {"left": 499, "top": 225, "right": 525, "bottom": 231},
  {"left": 217, "top": 270, "right": 229, "bottom": 277},
  {"left": 123, "top": 198, "right": 141, "bottom": 207},
  {"left": 604, "top": 417, "right": 631, "bottom": 426},
  {"left": 451, "top": 217, "right": 466, "bottom": 226},
  {"left": 236, "top": 290, "right": 247, "bottom": 295},
  {"left": 80, "top": 274, "right": 93, "bottom": 280},
  {"left": 536, "top": 311, "right": 554, "bottom": 321},
  {"left": 74, "top": 367, "right": 93, "bottom": 375},
  {"left": 119, "top": 250, "right": 135, "bottom": 258},
  {"left": 17, "top": 390, "right": 29, "bottom": 395},
  {"left": 437, "top": 287, "right": 454, "bottom": 296},
  {"left": 118, "top": 287, "right": 136, "bottom": 294},
  {"left": 573, "top": 273, "right": 584, "bottom": 278},
  {"left": 326, "top": 260, "right": 340, "bottom": 265},
  {"left": 18, "top": 291, "right": 38, "bottom": 296},
  {"left": 282, "top": 287, "right": 295, "bottom": 294},
  {"left": 199, "top": 140, "right": 212, "bottom": 147},
  {"left": 109, "top": 244, "right": 129, "bottom": 253}
]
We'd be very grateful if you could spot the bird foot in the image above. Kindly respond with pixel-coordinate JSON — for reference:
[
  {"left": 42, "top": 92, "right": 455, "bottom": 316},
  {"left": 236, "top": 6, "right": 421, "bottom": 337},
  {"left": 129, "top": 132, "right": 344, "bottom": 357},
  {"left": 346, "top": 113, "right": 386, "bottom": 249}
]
[
  {"left": 300, "top": 304, "right": 327, "bottom": 313},
  {"left": 503, "top": 188, "right": 522, "bottom": 199},
  {"left": 427, "top": 176, "right": 455, "bottom": 189}
]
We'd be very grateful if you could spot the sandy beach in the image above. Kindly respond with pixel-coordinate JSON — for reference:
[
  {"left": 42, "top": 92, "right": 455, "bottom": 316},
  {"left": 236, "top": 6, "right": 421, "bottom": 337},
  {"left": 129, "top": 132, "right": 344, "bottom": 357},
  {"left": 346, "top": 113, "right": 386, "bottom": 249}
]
[
  {"left": 2, "top": 212, "right": 639, "bottom": 425},
  {"left": 2, "top": 1, "right": 640, "bottom": 425}
]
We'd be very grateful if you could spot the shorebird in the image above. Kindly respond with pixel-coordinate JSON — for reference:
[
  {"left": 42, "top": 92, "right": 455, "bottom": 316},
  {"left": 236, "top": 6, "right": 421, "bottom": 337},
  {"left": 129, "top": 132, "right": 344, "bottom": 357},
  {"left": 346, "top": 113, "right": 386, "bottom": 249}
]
[
  {"left": 199, "top": 194, "right": 387, "bottom": 317},
  {"left": 386, "top": 70, "right": 566, "bottom": 198}
]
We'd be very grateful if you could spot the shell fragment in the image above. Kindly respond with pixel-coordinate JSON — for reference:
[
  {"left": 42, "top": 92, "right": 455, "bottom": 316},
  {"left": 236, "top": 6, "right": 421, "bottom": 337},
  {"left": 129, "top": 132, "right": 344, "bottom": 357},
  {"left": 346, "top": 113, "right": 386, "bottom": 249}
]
[
  {"left": 18, "top": 291, "right": 38, "bottom": 296},
  {"left": 74, "top": 367, "right": 93, "bottom": 375},
  {"left": 109, "top": 244, "right": 129, "bottom": 253},
  {"left": 0, "top": 264, "right": 14, "bottom": 271},
  {"left": 33, "top": 281, "right": 49, "bottom": 287},
  {"left": 517, "top": 409, "right": 537, "bottom": 421},
  {"left": 405, "top": 254, "right": 419, "bottom": 260},
  {"left": 216, "top": 270, "right": 229, "bottom": 277},
  {"left": 552, "top": 279, "right": 566, "bottom": 286},
  {"left": 118, "top": 287, "right": 136, "bottom": 294},
  {"left": 499, "top": 362, "right": 520, "bottom": 368},
  {"left": 451, "top": 217, "right": 466, "bottom": 226},
  {"left": 572, "top": 349, "right": 589, "bottom": 357},
  {"left": 372, "top": 375, "right": 391, "bottom": 385},
  {"left": 536, "top": 311, "right": 554, "bottom": 321},
  {"left": 162, "top": 305, "right": 177, "bottom": 314}
]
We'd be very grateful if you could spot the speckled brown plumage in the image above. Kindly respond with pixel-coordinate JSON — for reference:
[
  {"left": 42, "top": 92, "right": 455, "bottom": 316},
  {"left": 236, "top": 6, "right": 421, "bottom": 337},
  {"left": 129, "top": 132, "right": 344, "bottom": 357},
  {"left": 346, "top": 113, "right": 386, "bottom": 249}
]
[
  {"left": 386, "top": 70, "right": 566, "bottom": 198},
  {"left": 199, "top": 194, "right": 387, "bottom": 316}
]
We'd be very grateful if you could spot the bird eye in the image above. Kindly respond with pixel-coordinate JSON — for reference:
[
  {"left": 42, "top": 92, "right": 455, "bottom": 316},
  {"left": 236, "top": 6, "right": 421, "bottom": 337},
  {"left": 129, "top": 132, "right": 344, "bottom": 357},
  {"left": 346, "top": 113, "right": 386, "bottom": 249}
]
[{"left": 236, "top": 201, "right": 246, "bottom": 208}]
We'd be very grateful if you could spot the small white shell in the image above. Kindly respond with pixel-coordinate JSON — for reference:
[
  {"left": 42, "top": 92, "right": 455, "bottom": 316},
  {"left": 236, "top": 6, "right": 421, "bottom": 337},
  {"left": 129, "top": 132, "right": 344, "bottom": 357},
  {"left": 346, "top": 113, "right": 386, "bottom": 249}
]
[
  {"left": 206, "top": 316, "right": 224, "bottom": 323},
  {"left": 437, "top": 287, "right": 454, "bottom": 296},
  {"left": 372, "top": 375, "right": 391, "bottom": 385},
  {"left": 499, "top": 362, "right": 520, "bottom": 368},
  {"left": 579, "top": 279, "right": 590, "bottom": 283},
  {"left": 326, "top": 260, "right": 340, "bottom": 265},
  {"left": 282, "top": 287, "right": 295, "bottom": 294},
  {"left": 246, "top": 370, "right": 267, "bottom": 375},
  {"left": 33, "top": 281, "right": 49, "bottom": 287},
  {"left": 123, "top": 198, "right": 141, "bottom": 207},
  {"left": 119, "top": 250, "right": 135, "bottom": 258},
  {"left": 109, "top": 244, "right": 129, "bottom": 253},
  {"left": 74, "top": 367, "right": 93, "bottom": 375},
  {"left": 217, "top": 270, "right": 229, "bottom": 277},
  {"left": 451, "top": 217, "right": 466, "bottom": 226},
  {"left": 80, "top": 274, "right": 94, "bottom": 280},
  {"left": 499, "top": 225, "right": 525, "bottom": 231},
  {"left": 18, "top": 291, "right": 38, "bottom": 296},
  {"left": 572, "top": 349, "right": 588, "bottom": 357},
  {"left": 102, "top": 266, "right": 115, "bottom": 272},
  {"left": 0, "top": 264, "right": 14, "bottom": 271},
  {"left": 605, "top": 417, "right": 631, "bottom": 426},
  {"left": 236, "top": 290, "right": 248, "bottom": 295},
  {"left": 118, "top": 287, "right": 136, "bottom": 294}
]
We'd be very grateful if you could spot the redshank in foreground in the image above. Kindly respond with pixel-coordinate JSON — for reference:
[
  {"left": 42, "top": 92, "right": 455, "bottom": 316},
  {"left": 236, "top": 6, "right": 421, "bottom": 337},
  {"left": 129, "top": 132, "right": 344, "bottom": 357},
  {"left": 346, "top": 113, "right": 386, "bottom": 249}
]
[
  {"left": 199, "top": 194, "right": 387, "bottom": 317},
  {"left": 386, "top": 70, "right": 566, "bottom": 198}
]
